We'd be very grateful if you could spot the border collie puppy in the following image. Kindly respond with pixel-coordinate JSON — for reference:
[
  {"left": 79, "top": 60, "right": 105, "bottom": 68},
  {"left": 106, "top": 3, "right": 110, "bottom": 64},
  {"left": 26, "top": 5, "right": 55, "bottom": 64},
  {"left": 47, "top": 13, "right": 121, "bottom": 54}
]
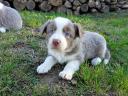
[
  {"left": 37, "top": 17, "right": 111, "bottom": 80},
  {"left": 0, "top": 3, "right": 22, "bottom": 33}
]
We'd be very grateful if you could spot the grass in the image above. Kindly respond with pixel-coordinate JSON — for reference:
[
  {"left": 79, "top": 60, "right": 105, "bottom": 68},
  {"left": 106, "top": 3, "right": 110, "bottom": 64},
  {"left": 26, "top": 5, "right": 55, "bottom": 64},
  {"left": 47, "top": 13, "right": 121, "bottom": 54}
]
[{"left": 0, "top": 10, "right": 128, "bottom": 96}]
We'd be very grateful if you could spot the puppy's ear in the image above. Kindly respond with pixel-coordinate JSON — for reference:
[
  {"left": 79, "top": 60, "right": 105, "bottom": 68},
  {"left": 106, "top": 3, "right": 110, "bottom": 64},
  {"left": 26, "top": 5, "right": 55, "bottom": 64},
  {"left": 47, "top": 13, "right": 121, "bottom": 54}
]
[
  {"left": 39, "top": 20, "right": 51, "bottom": 35},
  {"left": 33, "top": 20, "right": 51, "bottom": 35},
  {"left": 74, "top": 24, "right": 83, "bottom": 37}
]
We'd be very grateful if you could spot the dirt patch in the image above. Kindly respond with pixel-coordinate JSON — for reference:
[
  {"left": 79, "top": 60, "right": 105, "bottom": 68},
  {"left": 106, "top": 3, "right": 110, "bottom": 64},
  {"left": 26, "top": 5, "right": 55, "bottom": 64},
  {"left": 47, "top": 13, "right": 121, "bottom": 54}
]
[
  {"left": 38, "top": 64, "right": 64, "bottom": 84},
  {"left": 37, "top": 64, "right": 79, "bottom": 96},
  {"left": 12, "top": 41, "right": 27, "bottom": 48},
  {"left": 10, "top": 41, "right": 78, "bottom": 95}
]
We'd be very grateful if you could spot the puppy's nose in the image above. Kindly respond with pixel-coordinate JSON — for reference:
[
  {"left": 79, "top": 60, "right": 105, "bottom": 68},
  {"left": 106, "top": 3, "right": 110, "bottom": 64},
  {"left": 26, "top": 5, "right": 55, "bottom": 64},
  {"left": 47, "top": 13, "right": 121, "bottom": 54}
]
[{"left": 52, "top": 39, "right": 61, "bottom": 47}]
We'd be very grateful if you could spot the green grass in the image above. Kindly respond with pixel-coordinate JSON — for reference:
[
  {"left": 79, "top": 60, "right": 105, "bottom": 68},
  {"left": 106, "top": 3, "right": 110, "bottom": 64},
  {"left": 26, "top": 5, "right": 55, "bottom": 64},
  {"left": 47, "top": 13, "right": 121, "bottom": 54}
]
[{"left": 0, "top": 10, "right": 128, "bottom": 96}]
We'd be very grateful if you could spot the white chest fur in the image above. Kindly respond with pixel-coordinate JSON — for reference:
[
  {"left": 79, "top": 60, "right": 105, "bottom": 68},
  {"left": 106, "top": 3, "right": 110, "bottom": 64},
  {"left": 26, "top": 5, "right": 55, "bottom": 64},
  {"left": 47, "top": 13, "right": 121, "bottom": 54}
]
[{"left": 48, "top": 49, "right": 78, "bottom": 64}]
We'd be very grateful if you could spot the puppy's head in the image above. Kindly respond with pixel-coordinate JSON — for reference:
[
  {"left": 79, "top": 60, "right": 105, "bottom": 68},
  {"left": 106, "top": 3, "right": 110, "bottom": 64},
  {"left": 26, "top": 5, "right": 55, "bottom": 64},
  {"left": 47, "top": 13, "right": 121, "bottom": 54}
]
[{"left": 40, "top": 17, "right": 83, "bottom": 52}]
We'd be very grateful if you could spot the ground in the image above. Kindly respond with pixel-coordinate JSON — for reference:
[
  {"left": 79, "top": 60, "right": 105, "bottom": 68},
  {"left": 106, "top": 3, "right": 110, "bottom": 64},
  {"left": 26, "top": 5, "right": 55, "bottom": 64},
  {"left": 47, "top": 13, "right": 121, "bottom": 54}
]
[{"left": 0, "top": 11, "right": 128, "bottom": 96}]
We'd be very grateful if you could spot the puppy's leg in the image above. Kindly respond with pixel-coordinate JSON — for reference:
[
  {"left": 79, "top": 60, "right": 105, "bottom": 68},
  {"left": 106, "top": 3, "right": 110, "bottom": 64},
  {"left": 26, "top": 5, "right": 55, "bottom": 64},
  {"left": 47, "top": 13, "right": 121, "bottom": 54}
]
[
  {"left": 37, "top": 56, "right": 57, "bottom": 74},
  {"left": 103, "top": 49, "right": 111, "bottom": 64},
  {"left": 91, "top": 44, "right": 106, "bottom": 65},
  {"left": 59, "top": 60, "right": 80, "bottom": 80},
  {"left": 0, "top": 27, "right": 6, "bottom": 33}
]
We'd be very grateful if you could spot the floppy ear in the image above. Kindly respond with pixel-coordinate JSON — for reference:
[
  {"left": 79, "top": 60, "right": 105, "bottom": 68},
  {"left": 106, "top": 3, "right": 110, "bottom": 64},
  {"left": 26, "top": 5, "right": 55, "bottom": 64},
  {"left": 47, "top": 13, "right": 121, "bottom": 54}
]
[
  {"left": 74, "top": 23, "right": 83, "bottom": 37},
  {"left": 39, "top": 20, "right": 51, "bottom": 35},
  {"left": 32, "top": 20, "right": 51, "bottom": 35}
]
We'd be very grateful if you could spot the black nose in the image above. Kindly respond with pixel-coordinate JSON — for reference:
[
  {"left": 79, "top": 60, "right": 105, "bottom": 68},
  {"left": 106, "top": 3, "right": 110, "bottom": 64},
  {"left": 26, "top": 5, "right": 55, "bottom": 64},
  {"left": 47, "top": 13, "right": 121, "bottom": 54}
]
[{"left": 52, "top": 39, "right": 61, "bottom": 47}]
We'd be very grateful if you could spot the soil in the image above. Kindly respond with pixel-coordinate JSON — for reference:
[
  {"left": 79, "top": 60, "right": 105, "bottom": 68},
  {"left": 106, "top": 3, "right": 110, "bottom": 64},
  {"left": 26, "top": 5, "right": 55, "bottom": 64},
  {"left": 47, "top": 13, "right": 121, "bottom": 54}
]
[
  {"left": 37, "top": 64, "right": 79, "bottom": 96},
  {"left": 11, "top": 41, "right": 79, "bottom": 95}
]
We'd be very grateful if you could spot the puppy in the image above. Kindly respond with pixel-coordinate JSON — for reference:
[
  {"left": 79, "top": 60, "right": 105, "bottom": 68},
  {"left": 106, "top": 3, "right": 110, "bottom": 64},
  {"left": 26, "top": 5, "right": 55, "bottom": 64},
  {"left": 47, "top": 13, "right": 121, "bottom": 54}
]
[
  {"left": 37, "top": 17, "right": 110, "bottom": 80},
  {"left": 0, "top": 3, "right": 22, "bottom": 33}
]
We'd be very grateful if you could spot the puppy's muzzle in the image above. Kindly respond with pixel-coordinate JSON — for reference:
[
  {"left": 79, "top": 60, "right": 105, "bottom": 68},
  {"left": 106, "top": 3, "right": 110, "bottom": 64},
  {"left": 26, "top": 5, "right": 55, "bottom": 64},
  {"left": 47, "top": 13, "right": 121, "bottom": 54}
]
[{"left": 52, "top": 39, "right": 61, "bottom": 48}]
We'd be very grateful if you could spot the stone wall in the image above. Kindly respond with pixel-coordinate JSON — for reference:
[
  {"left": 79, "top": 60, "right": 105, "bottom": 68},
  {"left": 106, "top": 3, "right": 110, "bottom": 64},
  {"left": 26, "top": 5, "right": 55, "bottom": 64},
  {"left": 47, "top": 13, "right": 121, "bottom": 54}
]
[{"left": 1, "top": 0, "right": 128, "bottom": 15}]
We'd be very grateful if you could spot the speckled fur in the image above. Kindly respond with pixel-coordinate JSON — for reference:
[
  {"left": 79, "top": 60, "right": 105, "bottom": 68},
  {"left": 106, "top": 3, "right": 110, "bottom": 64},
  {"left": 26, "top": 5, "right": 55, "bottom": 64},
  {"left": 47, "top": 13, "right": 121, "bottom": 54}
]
[
  {"left": 37, "top": 17, "right": 111, "bottom": 80},
  {"left": 0, "top": 3, "right": 22, "bottom": 32}
]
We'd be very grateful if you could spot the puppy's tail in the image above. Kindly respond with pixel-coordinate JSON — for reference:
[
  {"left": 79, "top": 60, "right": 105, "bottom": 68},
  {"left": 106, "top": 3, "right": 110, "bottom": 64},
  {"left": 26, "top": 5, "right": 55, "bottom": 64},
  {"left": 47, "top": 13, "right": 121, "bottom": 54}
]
[{"left": 103, "top": 49, "right": 111, "bottom": 64}]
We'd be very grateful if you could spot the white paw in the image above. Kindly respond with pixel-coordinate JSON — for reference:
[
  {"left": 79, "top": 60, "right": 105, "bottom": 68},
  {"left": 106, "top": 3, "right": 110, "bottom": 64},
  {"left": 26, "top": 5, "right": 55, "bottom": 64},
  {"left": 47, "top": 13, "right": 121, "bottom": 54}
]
[
  {"left": 0, "top": 27, "right": 6, "bottom": 33},
  {"left": 37, "top": 64, "right": 49, "bottom": 74},
  {"left": 59, "top": 71, "right": 73, "bottom": 80},
  {"left": 103, "top": 59, "right": 109, "bottom": 65},
  {"left": 91, "top": 57, "right": 102, "bottom": 65}
]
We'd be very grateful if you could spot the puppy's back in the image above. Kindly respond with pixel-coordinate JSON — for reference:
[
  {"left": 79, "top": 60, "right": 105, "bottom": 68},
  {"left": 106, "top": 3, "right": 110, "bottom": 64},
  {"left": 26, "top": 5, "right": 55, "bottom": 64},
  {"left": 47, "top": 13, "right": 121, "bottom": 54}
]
[
  {"left": 81, "top": 31, "right": 107, "bottom": 59},
  {"left": 0, "top": 3, "right": 22, "bottom": 30},
  {"left": 82, "top": 31, "right": 106, "bottom": 44}
]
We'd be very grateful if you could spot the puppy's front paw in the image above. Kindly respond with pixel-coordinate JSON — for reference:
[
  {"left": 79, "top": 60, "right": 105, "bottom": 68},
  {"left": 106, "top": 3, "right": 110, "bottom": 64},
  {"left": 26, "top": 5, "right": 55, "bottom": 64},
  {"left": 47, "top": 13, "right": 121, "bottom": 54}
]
[
  {"left": 59, "top": 71, "right": 73, "bottom": 80},
  {"left": 37, "top": 64, "right": 49, "bottom": 74},
  {"left": 0, "top": 27, "right": 6, "bottom": 33}
]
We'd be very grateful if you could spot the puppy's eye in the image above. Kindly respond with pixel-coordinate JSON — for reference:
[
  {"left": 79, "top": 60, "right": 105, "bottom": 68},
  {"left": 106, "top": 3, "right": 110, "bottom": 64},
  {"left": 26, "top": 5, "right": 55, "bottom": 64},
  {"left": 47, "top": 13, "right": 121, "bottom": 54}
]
[
  {"left": 64, "top": 32, "right": 71, "bottom": 38},
  {"left": 48, "top": 30, "right": 53, "bottom": 34}
]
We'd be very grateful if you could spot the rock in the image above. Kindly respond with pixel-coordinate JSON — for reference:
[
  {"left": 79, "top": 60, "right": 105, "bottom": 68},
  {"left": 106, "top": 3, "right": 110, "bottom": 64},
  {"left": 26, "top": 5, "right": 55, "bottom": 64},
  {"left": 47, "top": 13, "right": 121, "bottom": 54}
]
[
  {"left": 111, "top": 0, "right": 117, "bottom": 4},
  {"left": 79, "top": 0, "right": 87, "bottom": 3},
  {"left": 1, "top": 0, "right": 128, "bottom": 14},
  {"left": 26, "top": 0, "right": 36, "bottom": 10},
  {"left": 100, "top": 3, "right": 110, "bottom": 13},
  {"left": 121, "top": 4, "right": 128, "bottom": 9},
  {"left": 105, "top": 0, "right": 111, "bottom": 4},
  {"left": 100, "top": 0, "right": 105, "bottom": 2},
  {"left": 64, "top": 1, "right": 72, "bottom": 8},
  {"left": 95, "top": 0, "right": 101, "bottom": 9},
  {"left": 34, "top": 0, "right": 42, "bottom": 3},
  {"left": 13, "top": 0, "right": 27, "bottom": 10},
  {"left": 20, "top": 0, "right": 27, "bottom": 3},
  {"left": 74, "top": 6, "right": 80, "bottom": 15},
  {"left": 88, "top": 0, "right": 95, "bottom": 8},
  {"left": 39, "top": 1, "right": 52, "bottom": 12},
  {"left": 91, "top": 8, "right": 98, "bottom": 13},
  {"left": 57, "top": 6, "right": 67, "bottom": 13},
  {"left": 73, "top": 6, "right": 77, "bottom": 10},
  {"left": 80, "top": 4, "right": 88, "bottom": 13},
  {"left": 110, "top": 4, "right": 118, "bottom": 11},
  {"left": 68, "top": 0, "right": 74, "bottom": 3},
  {"left": 73, "top": 0, "right": 81, "bottom": 6},
  {"left": 49, "top": 0, "right": 63, "bottom": 6},
  {"left": 118, "top": 1, "right": 127, "bottom": 5}
]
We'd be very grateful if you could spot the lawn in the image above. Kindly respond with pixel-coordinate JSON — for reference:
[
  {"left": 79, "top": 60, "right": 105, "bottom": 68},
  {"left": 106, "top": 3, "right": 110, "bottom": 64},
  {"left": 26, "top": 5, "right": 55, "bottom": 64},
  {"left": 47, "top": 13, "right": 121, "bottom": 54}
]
[{"left": 0, "top": 11, "right": 128, "bottom": 96}]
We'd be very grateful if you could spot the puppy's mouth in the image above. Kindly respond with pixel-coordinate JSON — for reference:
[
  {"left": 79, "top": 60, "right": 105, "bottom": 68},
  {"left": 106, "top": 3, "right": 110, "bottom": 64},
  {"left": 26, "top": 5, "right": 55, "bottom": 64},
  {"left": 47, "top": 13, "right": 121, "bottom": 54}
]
[
  {"left": 50, "top": 43, "right": 66, "bottom": 52},
  {"left": 50, "top": 46, "right": 62, "bottom": 52},
  {"left": 51, "top": 45, "right": 60, "bottom": 49}
]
